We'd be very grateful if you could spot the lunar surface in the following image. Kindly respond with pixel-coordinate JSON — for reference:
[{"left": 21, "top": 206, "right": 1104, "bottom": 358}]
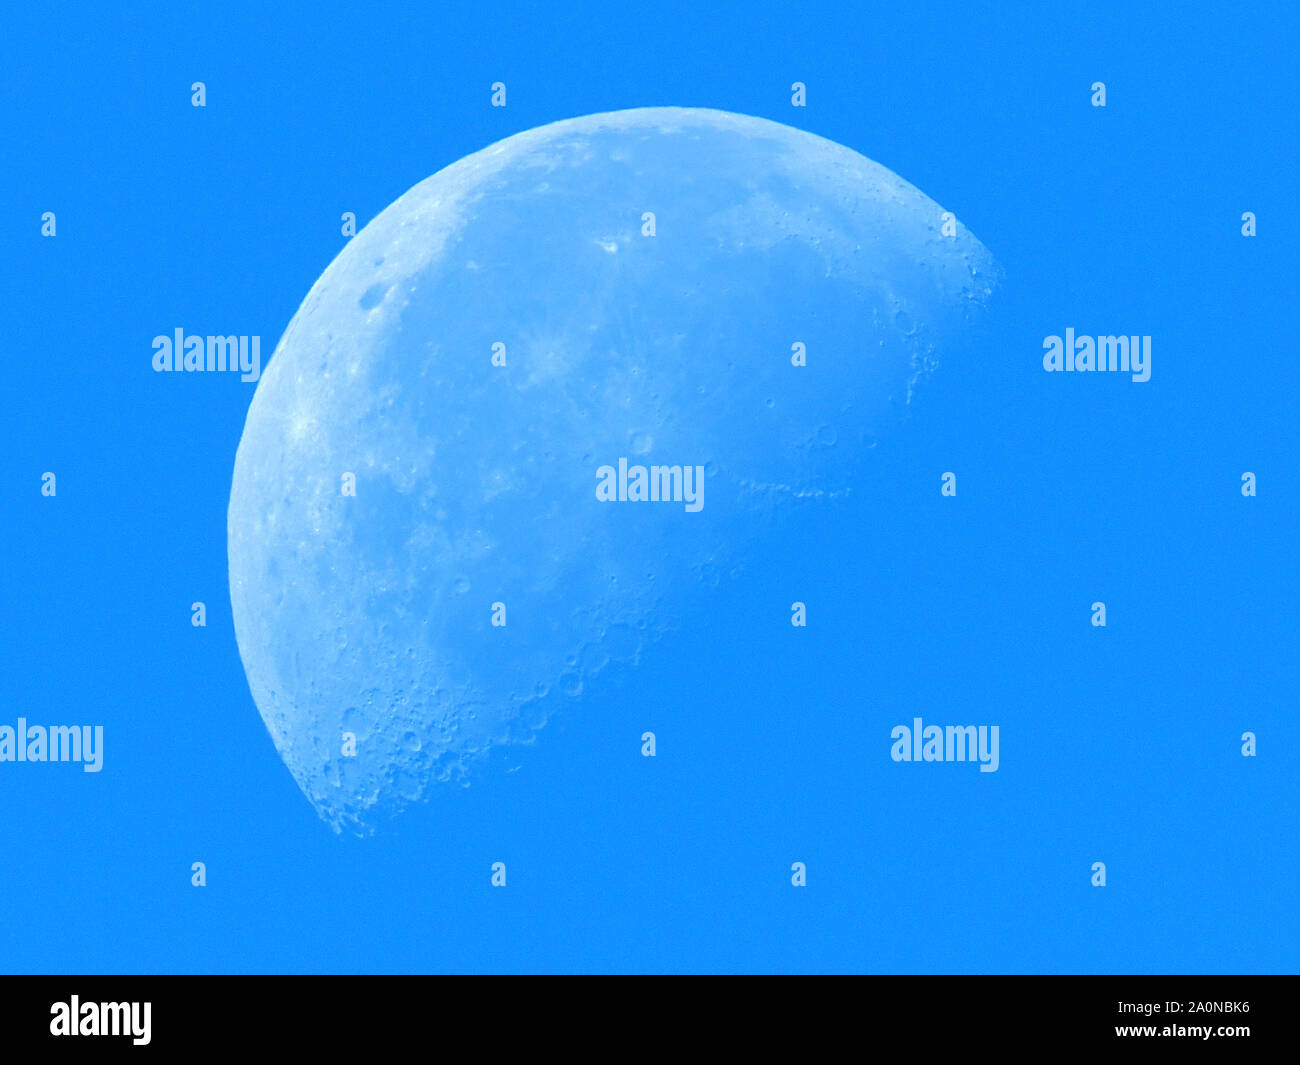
[{"left": 227, "top": 106, "right": 998, "bottom": 834}]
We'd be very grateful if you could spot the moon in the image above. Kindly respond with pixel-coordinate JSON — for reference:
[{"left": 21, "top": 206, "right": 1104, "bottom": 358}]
[{"left": 227, "top": 106, "right": 998, "bottom": 834}]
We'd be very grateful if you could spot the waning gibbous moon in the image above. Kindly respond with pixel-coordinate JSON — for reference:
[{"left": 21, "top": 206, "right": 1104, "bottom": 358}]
[{"left": 227, "top": 106, "right": 999, "bottom": 834}]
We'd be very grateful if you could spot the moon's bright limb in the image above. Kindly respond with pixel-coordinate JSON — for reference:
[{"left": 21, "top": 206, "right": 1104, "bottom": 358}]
[{"left": 227, "top": 107, "right": 998, "bottom": 834}]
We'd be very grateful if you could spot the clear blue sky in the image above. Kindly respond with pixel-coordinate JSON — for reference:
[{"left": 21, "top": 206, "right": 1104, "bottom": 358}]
[{"left": 2, "top": 1, "right": 1296, "bottom": 973}]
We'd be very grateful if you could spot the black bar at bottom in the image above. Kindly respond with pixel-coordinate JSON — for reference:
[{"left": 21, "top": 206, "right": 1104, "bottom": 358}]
[{"left": 0, "top": 974, "right": 1289, "bottom": 1053}]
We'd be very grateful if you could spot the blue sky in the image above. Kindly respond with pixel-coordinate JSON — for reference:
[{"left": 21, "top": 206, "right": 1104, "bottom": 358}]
[{"left": 2, "top": 2, "right": 1296, "bottom": 973}]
